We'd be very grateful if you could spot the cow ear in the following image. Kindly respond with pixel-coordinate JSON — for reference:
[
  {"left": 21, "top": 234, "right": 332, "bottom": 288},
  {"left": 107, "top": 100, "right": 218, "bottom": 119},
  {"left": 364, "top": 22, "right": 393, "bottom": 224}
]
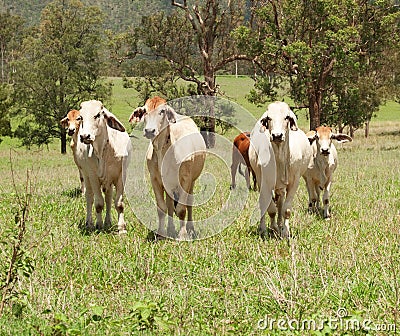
[
  {"left": 165, "top": 106, "right": 177, "bottom": 124},
  {"left": 60, "top": 116, "right": 68, "bottom": 128},
  {"left": 259, "top": 117, "right": 269, "bottom": 133},
  {"left": 331, "top": 133, "right": 352, "bottom": 143},
  {"left": 306, "top": 130, "right": 317, "bottom": 144},
  {"left": 103, "top": 109, "right": 126, "bottom": 132},
  {"left": 129, "top": 107, "right": 146, "bottom": 123},
  {"left": 288, "top": 115, "right": 298, "bottom": 131}
]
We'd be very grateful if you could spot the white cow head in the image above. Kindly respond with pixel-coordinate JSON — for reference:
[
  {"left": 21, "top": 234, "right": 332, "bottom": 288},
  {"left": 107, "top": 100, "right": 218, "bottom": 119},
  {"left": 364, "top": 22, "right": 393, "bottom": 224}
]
[
  {"left": 131, "top": 101, "right": 177, "bottom": 140},
  {"left": 60, "top": 109, "right": 81, "bottom": 136},
  {"left": 307, "top": 126, "right": 352, "bottom": 156},
  {"left": 78, "top": 100, "right": 125, "bottom": 145},
  {"left": 259, "top": 101, "right": 298, "bottom": 144}
]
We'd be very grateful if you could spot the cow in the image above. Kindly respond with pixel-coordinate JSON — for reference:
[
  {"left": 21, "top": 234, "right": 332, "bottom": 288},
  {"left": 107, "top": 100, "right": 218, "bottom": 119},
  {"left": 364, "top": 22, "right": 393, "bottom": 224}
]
[
  {"left": 248, "top": 119, "right": 276, "bottom": 237},
  {"left": 129, "top": 96, "right": 206, "bottom": 240},
  {"left": 75, "top": 100, "right": 132, "bottom": 234},
  {"left": 230, "top": 132, "right": 257, "bottom": 190},
  {"left": 259, "top": 101, "right": 312, "bottom": 239},
  {"left": 60, "top": 109, "right": 85, "bottom": 195},
  {"left": 305, "top": 126, "right": 352, "bottom": 219}
]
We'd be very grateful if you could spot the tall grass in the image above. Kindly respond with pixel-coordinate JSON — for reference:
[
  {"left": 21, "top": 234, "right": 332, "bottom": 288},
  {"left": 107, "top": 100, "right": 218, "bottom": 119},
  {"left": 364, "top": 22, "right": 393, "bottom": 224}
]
[{"left": 0, "top": 76, "right": 399, "bottom": 335}]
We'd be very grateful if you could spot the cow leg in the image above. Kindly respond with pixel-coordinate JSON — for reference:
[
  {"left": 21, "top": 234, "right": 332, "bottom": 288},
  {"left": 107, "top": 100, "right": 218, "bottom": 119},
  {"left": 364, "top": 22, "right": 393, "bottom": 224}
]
[
  {"left": 166, "top": 193, "right": 176, "bottom": 238},
  {"left": 84, "top": 181, "right": 94, "bottom": 231},
  {"left": 275, "top": 188, "right": 286, "bottom": 234},
  {"left": 150, "top": 176, "right": 167, "bottom": 238},
  {"left": 186, "top": 182, "right": 196, "bottom": 237},
  {"left": 230, "top": 149, "right": 239, "bottom": 189},
  {"left": 114, "top": 177, "right": 127, "bottom": 234},
  {"left": 258, "top": 190, "right": 272, "bottom": 237},
  {"left": 79, "top": 169, "right": 86, "bottom": 196},
  {"left": 322, "top": 179, "right": 332, "bottom": 219},
  {"left": 281, "top": 179, "right": 301, "bottom": 239},
  {"left": 176, "top": 170, "right": 193, "bottom": 240},
  {"left": 104, "top": 186, "right": 113, "bottom": 231},
  {"left": 244, "top": 166, "right": 251, "bottom": 190},
  {"left": 267, "top": 198, "right": 278, "bottom": 238},
  {"left": 305, "top": 178, "right": 318, "bottom": 213},
  {"left": 251, "top": 169, "right": 257, "bottom": 191},
  {"left": 93, "top": 181, "right": 104, "bottom": 231}
]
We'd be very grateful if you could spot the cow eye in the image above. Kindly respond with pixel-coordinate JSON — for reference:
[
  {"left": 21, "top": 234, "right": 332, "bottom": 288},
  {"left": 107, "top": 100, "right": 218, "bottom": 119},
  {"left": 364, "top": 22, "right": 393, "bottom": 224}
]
[
  {"left": 159, "top": 109, "right": 165, "bottom": 115},
  {"left": 94, "top": 113, "right": 101, "bottom": 119},
  {"left": 76, "top": 116, "right": 82, "bottom": 121}
]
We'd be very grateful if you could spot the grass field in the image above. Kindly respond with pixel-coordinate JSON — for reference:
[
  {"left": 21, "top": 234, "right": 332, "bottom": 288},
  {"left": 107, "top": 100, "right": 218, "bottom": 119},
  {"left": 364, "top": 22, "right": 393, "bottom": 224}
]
[{"left": 0, "top": 76, "right": 399, "bottom": 335}]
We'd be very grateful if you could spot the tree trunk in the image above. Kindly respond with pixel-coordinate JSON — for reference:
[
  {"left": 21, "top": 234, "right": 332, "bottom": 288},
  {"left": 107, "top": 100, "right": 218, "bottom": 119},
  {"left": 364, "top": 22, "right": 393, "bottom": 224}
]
[
  {"left": 308, "top": 91, "right": 321, "bottom": 131},
  {"left": 201, "top": 66, "right": 216, "bottom": 148},
  {"left": 364, "top": 121, "right": 369, "bottom": 138},
  {"left": 350, "top": 125, "right": 355, "bottom": 138},
  {"left": 61, "top": 130, "right": 67, "bottom": 154}
]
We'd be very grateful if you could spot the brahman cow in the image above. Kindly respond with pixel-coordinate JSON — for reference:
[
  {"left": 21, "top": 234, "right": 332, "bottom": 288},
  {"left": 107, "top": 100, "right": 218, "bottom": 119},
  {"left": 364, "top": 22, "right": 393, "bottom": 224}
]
[
  {"left": 305, "top": 126, "right": 352, "bottom": 218},
  {"left": 248, "top": 120, "right": 276, "bottom": 237},
  {"left": 60, "top": 109, "right": 85, "bottom": 195},
  {"left": 230, "top": 132, "right": 257, "bottom": 190},
  {"left": 259, "top": 101, "right": 312, "bottom": 239},
  {"left": 76, "top": 100, "right": 132, "bottom": 233},
  {"left": 129, "top": 96, "right": 206, "bottom": 240}
]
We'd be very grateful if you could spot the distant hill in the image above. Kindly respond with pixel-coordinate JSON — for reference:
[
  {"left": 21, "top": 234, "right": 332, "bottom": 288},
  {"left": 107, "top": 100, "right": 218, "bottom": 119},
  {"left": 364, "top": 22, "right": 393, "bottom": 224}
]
[{"left": 0, "top": 0, "right": 172, "bottom": 30}]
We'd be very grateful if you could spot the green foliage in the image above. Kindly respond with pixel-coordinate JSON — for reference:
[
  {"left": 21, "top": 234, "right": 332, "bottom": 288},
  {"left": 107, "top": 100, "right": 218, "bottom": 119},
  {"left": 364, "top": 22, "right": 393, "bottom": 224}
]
[
  {"left": 235, "top": 0, "right": 400, "bottom": 130},
  {"left": 11, "top": 0, "right": 111, "bottom": 153}
]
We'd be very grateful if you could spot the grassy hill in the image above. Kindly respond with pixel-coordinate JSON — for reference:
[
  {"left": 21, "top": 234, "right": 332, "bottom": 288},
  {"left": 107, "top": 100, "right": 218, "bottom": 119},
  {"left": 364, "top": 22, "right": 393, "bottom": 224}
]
[{"left": 1, "top": 0, "right": 172, "bottom": 30}]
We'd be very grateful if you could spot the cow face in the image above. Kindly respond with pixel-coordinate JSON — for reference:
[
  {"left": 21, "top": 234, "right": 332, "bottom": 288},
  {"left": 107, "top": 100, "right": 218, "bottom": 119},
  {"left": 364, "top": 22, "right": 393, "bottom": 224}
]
[
  {"left": 139, "top": 104, "right": 177, "bottom": 140},
  {"left": 307, "top": 126, "right": 352, "bottom": 156},
  {"left": 60, "top": 109, "right": 81, "bottom": 136},
  {"left": 260, "top": 101, "right": 298, "bottom": 144},
  {"left": 78, "top": 100, "right": 125, "bottom": 145}
]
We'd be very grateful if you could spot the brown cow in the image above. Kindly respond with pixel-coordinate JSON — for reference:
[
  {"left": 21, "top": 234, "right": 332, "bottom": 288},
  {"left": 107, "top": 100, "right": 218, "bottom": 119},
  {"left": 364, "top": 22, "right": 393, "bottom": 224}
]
[
  {"left": 60, "top": 109, "right": 85, "bottom": 195},
  {"left": 230, "top": 132, "right": 257, "bottom": 190},
  {"left": 129, "top": 96, "right": 206, "bottom": 240}
]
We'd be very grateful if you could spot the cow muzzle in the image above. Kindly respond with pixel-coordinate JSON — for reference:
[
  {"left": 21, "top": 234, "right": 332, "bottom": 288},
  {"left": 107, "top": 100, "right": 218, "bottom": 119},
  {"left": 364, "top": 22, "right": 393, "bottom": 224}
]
[
  {"left": 321, "top": 148, "right": 330, "bottom": 156},
  {"left": 68, "top": 128, "right": 75, "bottom": 136},
  {"left": 144, "top": 128, "right": 156, "bottom": 139},
  {"left": 271, "top": 132, "right": 284, "bottom": 143},
  {"left": 80, "top": 134, "right": 93, "bottom": 144}
]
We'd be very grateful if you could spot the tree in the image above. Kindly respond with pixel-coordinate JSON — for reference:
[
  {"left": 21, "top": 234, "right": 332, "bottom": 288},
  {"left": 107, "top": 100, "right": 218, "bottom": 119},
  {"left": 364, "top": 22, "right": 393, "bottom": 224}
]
[
  {"left": 11, "top": 0, "right": 111, "bottom": 153},
  {"left": 236, "top": 0, "right": 400, "bottom": 131},
  {"left": 0, "top": 12, "right": 25, "bottom": 142},
  {"left": 130, "top": 0, "right": 256, "bottom": 147}
]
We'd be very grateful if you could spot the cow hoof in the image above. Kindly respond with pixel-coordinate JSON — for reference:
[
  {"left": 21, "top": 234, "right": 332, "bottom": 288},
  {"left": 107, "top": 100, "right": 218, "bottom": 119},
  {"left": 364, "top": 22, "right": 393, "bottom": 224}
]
[
  {"left": 167, "top": 229, "right": 177, "bottom": 239},
  {"left": 118, "top": 229, "right": 127, "bottom": 235},
  {"left": 230, "top": 184, "right": 236, "bottom": 190}
]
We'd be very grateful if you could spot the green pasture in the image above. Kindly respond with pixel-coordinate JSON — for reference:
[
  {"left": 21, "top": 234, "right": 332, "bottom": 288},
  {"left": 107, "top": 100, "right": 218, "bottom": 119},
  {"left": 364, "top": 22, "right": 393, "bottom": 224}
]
[{"left": 0, "top": 76, "right": 399, "bottom": 335}]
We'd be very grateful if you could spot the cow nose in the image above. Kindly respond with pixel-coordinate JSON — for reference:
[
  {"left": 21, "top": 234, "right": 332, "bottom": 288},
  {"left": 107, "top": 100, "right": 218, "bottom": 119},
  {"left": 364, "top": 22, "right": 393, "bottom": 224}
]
[
  {"left": 80, "top": 134, "right": 92, "bottom": 143},
  {"left": 321, "top": 148, "right": 330, "bottom": 156},
  {"left": 144, "top": 128, "right": 156, "bottom": 139},
  {"left": 272, "top": 133, "right": 284, "bottom": 142},
  {"left": 68, "top": 128, "right": 75, "bottom": 136}
]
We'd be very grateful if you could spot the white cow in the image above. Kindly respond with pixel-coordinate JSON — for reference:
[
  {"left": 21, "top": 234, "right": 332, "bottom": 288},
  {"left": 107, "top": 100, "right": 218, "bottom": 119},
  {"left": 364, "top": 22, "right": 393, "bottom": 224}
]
[
  {"left": 129, "top": 96, "right": 206, "bottom": 240},
  {"left": 259, "top": 101, "right": 312, "bottom": 239},
  {"left": 249, "top": 120, "right": 276, "bottom": 236},
  {"left": 305, "top": 126, "right": 352, "bottom": 218},
  {"left": 60, "top": 109, "right": 85, "bottom": 195},
  {"left": 76, "top": 100, "right": 131, "bottom": 233}
]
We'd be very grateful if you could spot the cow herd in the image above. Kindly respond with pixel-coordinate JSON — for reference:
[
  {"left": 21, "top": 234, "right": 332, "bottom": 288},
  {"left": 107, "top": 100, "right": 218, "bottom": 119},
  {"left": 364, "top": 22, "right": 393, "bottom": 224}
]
[{"left": 60, "top": 97, "right": 352, "bottom": 240}]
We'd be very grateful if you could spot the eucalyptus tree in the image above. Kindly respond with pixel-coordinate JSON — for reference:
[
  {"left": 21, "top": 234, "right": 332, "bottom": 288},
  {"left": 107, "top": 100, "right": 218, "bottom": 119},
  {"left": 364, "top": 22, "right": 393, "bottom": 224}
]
[
  {"left": 236, "top": 0, "right": 400, "bottom": 131},
  {"left": 12, "top": 0, "right": 110, "bottom": 153},
  {"left": 132, "top": 0, "right": 256, "bottom": 147},
  {"left": 0, "top": 12, "right": 25, "bottom": 141}
]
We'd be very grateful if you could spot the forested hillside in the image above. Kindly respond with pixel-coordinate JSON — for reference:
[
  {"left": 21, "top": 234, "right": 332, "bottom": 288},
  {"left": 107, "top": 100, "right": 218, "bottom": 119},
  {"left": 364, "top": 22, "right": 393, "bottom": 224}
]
[{"left": 0, "top": 0, "right": 172, "bottom": 30}]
